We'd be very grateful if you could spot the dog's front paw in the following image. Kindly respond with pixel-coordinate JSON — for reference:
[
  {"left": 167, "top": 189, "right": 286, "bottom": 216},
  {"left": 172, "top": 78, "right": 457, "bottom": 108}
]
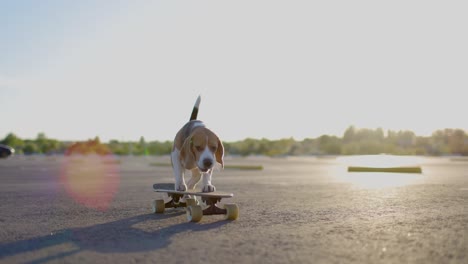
[
  {"left": 176, "top": 183, "right": 187, "bottom": 192},
  {"left": 202, "top": 184, "right": 216, "bottom": 192}
]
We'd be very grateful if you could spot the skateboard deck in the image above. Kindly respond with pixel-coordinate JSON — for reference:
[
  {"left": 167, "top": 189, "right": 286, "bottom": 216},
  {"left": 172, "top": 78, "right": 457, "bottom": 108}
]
[
  {"left": 152, "top": 183, "right": 238, "bottom": 222},
  {"left": 153, "top": 183, "right": 234, "bottom": 198}
]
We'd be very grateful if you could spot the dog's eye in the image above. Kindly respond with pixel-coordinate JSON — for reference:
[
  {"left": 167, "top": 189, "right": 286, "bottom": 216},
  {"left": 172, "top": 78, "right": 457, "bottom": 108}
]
[
  {"left": 210, "top": 146, "right": 217, "bottom": 152},
  {"left": 195, "top": 146, "right": 203, "bottom": 152}
]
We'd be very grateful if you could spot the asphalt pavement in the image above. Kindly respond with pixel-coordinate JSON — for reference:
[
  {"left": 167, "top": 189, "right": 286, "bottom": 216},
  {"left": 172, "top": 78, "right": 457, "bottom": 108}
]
[{"left": 0, "top": 155, "right": 467, "bottom": 263}]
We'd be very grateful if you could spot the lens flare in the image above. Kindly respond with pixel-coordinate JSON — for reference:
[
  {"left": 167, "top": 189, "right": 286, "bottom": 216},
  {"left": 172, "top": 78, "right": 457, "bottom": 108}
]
[{"left": 60, "top": 155, "right": 120, "bottom": 211}]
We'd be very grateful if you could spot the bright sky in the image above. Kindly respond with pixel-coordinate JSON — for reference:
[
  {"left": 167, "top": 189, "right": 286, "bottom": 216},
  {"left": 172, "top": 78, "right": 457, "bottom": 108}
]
[{"left": 1, "top": 1, "right": 466, "bottom": 142}]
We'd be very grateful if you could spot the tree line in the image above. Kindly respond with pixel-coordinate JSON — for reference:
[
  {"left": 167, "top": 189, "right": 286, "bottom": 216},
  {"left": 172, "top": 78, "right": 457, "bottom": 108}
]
[{"left": 1, "top": 127, "right": 467, "bottom": 156}]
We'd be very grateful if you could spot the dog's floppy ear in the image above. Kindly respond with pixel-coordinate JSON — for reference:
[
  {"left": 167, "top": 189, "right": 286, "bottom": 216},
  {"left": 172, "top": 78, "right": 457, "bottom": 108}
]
[
  {"left": 180, "top": 136, "right": 195, "bottom": 168},
  {"left": 216, "top": 137, "right": 224, "bottom": 169}
]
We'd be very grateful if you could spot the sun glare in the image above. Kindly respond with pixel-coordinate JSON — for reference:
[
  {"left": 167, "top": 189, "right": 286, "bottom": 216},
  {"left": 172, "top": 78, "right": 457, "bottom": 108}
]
[{"left": 343, "top": 172, "right": 422, "bottom": 189}]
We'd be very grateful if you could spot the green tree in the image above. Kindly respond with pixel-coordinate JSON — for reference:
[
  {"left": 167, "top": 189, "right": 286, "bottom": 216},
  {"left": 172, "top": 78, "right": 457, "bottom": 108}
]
[
  {"left": 23, "top": 141, "right": 39, "bottom": 155},
  {"left": 1, "top": 133, "right": 24, "bottom": 152},
  {"left": 137, "top": 136, "right": 148, "bottom": 156},
  {"left": 447, "top": 129, "right": 466, "bottom": 155},
  {"left": 343, "top": 126, "right": 356, "bottom": 143},
  {"left": 317, "top": 135, "right": 342, "bottom": 155}
]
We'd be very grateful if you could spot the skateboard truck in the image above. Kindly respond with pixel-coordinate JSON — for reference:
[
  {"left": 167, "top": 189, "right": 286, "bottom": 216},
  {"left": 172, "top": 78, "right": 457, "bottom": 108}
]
[
  {"left": 164, "top": 193, "right": 187, "bottom": 209},
  {"left": 201, "top": 196, "right": 226, "bottom": 215}
]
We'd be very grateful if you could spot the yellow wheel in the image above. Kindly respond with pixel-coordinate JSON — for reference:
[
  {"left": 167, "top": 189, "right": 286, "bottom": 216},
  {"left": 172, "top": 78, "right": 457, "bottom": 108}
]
[
  {"left": 224, "top": 204, "right": 239, "bottom": 220},
  {"left": 187, "top": 205, "right": 203, "bottom": 222},
  {"left": 152, "top": 199, "right": 165, "bottom": 214},
  {"left": 186, "top": 198, "right": 197, "bottom": 207}
]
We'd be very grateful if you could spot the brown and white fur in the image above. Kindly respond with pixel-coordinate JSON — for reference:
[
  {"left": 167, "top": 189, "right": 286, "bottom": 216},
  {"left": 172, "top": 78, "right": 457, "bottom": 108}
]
[{"left": 171, "top": 96, "right": 224, "bottom": 192}]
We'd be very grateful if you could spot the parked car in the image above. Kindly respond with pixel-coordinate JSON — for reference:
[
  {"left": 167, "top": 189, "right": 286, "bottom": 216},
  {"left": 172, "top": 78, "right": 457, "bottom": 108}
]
[{"left": 0, "top": 144, "right": 14, "bottom": 158}]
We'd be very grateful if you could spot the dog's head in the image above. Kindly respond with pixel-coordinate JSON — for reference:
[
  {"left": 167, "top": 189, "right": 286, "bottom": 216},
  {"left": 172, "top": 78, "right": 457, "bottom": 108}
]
[{"left": 180, "top": 127, "right": 224, "bottom": 172}]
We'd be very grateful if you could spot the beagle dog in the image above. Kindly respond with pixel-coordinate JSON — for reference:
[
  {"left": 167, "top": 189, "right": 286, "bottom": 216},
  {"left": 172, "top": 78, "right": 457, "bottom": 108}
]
[{"left": 171, "top": 96, "right": 224, "bottom": 192}]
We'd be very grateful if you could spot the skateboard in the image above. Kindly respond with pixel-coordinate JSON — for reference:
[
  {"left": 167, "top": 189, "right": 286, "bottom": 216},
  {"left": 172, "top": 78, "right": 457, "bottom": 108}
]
[{"left": 152, "top": 183, "right": 239, "bottom": 222}]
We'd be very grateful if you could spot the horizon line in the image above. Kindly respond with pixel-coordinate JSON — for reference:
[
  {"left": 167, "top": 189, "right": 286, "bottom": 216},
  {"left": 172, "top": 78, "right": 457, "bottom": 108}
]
[{"left": 2, "top": 126, "right": 467, "bottom": 143}]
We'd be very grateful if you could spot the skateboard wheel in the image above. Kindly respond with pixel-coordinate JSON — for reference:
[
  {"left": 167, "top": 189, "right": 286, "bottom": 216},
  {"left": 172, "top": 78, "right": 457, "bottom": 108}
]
[
  {"left": 186, "top": 205, "right": 203, "bottom": 222},
  {"left": 186, "top": 198, "right": 197, "bottom": 207},
  {"left": 152, "top": 199, "right": 165, "bottom": 214},
  {"left": 224, "top": 203, "right": 239, "bottom": 220}
]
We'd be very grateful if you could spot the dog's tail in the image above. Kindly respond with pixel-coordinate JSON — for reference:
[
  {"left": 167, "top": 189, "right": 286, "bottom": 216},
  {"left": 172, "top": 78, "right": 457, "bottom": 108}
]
[{"left": 189, "top": 95, "right": 201, "bottom": 121}]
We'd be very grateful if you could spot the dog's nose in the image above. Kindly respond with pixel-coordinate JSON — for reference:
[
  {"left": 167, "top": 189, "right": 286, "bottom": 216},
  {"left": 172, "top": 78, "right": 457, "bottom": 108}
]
[{"left": 203, "top": 159, "right": 213, "bottom": 168}]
